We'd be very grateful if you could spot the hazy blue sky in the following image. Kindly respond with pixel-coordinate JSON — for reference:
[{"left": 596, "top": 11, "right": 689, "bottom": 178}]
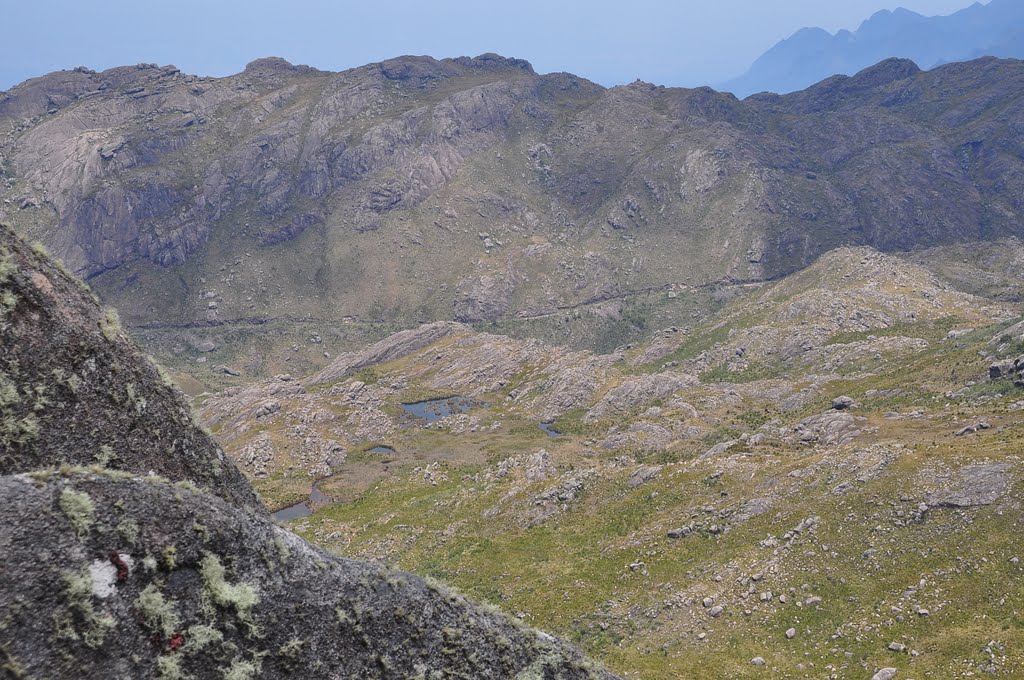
[{"left": 0, "top": 0, "right": 986, "bottom": 91}]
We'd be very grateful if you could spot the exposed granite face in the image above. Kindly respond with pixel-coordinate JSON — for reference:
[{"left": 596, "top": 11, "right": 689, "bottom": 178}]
[
  {"left": 0, "top": 224, "right": 261, "bottom": 511},
  {"left": 0, "top": 470, "right": 618, "bottom": 680},
  {"left": 5, "top": 55, "right": 1024, "bottom": 341}
]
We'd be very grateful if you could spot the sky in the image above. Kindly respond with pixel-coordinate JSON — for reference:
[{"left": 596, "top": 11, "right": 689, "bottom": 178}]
[{"left": 0, "top": 0, "right": 987, "bottom": 92}]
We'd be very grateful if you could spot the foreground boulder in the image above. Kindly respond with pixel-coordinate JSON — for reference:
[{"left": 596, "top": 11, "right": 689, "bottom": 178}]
[
  {"left": 0, "top": 224, "right": 260, "bottom": 510},
  {"left": 0, "top": 470, "right": 617, "bottom": 679}
]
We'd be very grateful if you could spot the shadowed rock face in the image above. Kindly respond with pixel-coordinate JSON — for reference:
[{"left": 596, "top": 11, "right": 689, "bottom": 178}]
[
  {"left": 0, "top": 470, "right": 618, "bottom": 680},
  {"left": 5, "top": 55, "right": 1024, "bottom": 340},
  {"left": 0, "top": 224, "right": 260, "bottom": 510}
]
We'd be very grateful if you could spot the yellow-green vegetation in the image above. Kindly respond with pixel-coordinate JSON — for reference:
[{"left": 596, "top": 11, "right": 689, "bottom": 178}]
[
  {"left": 200, "top": 553, "right": 260, "bottom": 622},
  {"left": 136, "top": 584, "right": 180, "bottom": 638},
  {"left": 99, "top": 307, "right": 122, "bottom": 342},
  {"left": 163, "top": 545, "right": 178, "bottom": 570},
  {"left": 155, "top": 655, "right": 186, "bottom": 680},
  {"left": 58, "top": 488, "right": 95, "bottom": 538},
  {"left": 222, "top": 658, "right": 260, "bottom": 680},
  {"left": 182, "top": 624, "right": 224, "bottom": 654},
  {"left": 203, "top": 246, "right": 1024, "bottom": 677},
  {"left": 95, "top": 445, "right": 118, "bottom": 468},
  {"left": 0, "top": 248, "right": 17, "bottom": 331},
  {"left": 61, "top": 568, "right": 115, "bottom": 649},
  {"left": 117, "top": 517, "right": 140, "bottom": 545}
]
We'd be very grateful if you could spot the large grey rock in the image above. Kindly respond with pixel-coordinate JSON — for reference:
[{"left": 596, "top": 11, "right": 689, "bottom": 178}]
[
  {"left": 0, "top": 225, "right": 260, "bottom": 511},
  {"left": 627, "top": 465, "right": 663, "bottom": 487},
  {"left": 311, "top": 322, "right": 461, "bottom": 384},
  {"left": 795, "top": 411, "right": 865, "bottom": 446},
  {"left": 0, "top": 471, "right": 618, "bottom": 680},
  {"left": 926, "top": 463, "right": 1010, "bottom": 508},
  {"left": 586, "top": 374, "right": 695, "bottom": 422},
  {"left": 831, "top": 395, "right": 856, "bottom": 410}
]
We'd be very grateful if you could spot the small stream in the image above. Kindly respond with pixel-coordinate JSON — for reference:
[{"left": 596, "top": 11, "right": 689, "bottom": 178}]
[{"left": 272, "top": 445, "right": 397, "bottom": 522}]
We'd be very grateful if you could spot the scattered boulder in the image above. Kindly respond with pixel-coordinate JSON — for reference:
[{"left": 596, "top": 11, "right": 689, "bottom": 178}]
[
  {"left": 195, "top": 340, "right": 218, "bottom": 353},
  {"left": 311, "top": 322, "right": 460, "bottom": 384},
  {"left": 525, "top": 449, "right": 556, "bottom": 482},
  {"left": 627, "top": 465, "right": 663, "bottom": 488},
  {"left": 989, "top": 356, "right": 1024, "bottom": 380},
  {"left": 795, "top": 411, "right": 866, "bottom": 446},
  {"left": 872, "top": 669, "right": 898, "bottom": 680},
  {"left": 698, "top": 439, "right": 739, "bottom": 460},
  {"left": 831, "top": 395, "right": 856, "bottom": 410}
]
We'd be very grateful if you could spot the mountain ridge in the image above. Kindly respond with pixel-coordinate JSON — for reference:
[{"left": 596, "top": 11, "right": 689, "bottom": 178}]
[
  {"left": 5, "top": 52, "right": 1024, "bottom": 383},
  {"left": 724, "top": 0, "right": 1024, "bottom": 97}
]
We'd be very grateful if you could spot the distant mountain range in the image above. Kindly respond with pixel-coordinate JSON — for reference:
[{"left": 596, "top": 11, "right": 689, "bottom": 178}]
[
  {"left": 724, "top": 0, "right": 1024, "bottom": 97},
  {"left": 6, "top": 52, "right": 1024, "bottom": 379}
]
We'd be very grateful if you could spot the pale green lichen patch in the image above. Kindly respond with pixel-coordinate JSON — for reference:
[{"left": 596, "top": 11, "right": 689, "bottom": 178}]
[
  {"left": 223, "top": 657, "right": 260, "bottom": 680},
  {"left": 0, "top": 643, "right": 25, "bottom": 679},
  {"left": 0, "top": 373, "right": 18, "bottom": 408},
  {"left": 117, "top": 517, "right": 140, "bottom": 545},
  {"left": 277, "top": 638, "right": 305, "bottom": 658},
  {"left": 136, "top": 584, "right": 179, "bottom": 639},
  {"left": 272, "top": 534, "right": 290, "bottom": 563},
  {"left": 61, "top": 568, "right": 115, "bottom": 648},
  {"left": 155, "top": 654, "right": 186, "bottom": 680},
  {"left": 58, "top": 488, "right": 95, "bottom": 538},
  {"left": 200, "top": 553, "right": 259, "bottom": 621},
  {"left": 162, "top": 545, "right": 177, "bottom": 570},
  {"left": 182, "top": 624, "right": 223, "bottom": 654},
  {"left": 100, "top": 307, "right": 122, "bottom": 342},
  {"left": 95, "top": 445, "right": 118, "bottom": 468}
]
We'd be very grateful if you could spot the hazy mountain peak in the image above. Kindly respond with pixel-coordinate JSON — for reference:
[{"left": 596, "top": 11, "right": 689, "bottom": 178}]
[{"left": 724, "top": 0, "right": 1020, "bottom": 97}]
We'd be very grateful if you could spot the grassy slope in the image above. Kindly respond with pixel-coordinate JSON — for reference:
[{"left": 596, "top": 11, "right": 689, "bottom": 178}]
[{"left": 227, "top": 277, "right": 1024, "bottom": 678}]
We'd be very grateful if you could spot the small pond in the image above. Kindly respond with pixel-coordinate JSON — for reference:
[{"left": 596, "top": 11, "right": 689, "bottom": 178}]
[
  {"left": 539, "top": 421, "right": 560, "bottom": 438},
  {"left": 272, "top": 501, "right": 311, "bottom": 522},
  {"left": 368, "top": 445, "right": 396, "bottom": 455},
  {"left": 401, "top": 396, "right": 475, "bottom": 423},
  {"left": 272, "top": 479, "right": 333, "bottom": 522}
]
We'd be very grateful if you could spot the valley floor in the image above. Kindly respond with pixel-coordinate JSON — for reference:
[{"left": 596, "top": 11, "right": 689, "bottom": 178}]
[{"left": 196, "top": 247, "right": 1024, "bottom": 679}]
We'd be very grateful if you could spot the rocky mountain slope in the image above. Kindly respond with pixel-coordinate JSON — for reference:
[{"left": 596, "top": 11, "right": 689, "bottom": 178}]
[
  {"left": 200, "top": 246, "right": 1024, "bottom": 678},
  {"left": 725, "top": 0, "right": 1024, "bottom": 97},
  {"left": 5, "top": 54, "right": 1024, "bottom": 379},
  {"left": 0, "top": 222, "right": 259, "bottom": 509},
  {"left": 0, "top": 224, "right": 618, "bottom": 679}
]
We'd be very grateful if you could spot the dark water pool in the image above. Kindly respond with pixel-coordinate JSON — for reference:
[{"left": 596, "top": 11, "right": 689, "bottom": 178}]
[
  {"left": 368, "top": 445, "right": 396, "bottom": 454},
  {"left": 401, "top": 396, "right": 474, "bottom": 423},
  {"left": 539, "top": 421, "right": 560, "bottom": 438},
  {"left": 272, "top": 501, "right": 311, "bottom": 521},
  {"left": 272, "top": 479, "right": 333, "bottom": 522}
]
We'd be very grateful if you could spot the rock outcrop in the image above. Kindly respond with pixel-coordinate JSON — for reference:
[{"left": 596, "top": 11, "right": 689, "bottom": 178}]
[
  {"left": 0, "top": 470, "right": 617, "bottom": 680},
  {"left": 0, "top": 224, "right": 260, "bottom": 510}
]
